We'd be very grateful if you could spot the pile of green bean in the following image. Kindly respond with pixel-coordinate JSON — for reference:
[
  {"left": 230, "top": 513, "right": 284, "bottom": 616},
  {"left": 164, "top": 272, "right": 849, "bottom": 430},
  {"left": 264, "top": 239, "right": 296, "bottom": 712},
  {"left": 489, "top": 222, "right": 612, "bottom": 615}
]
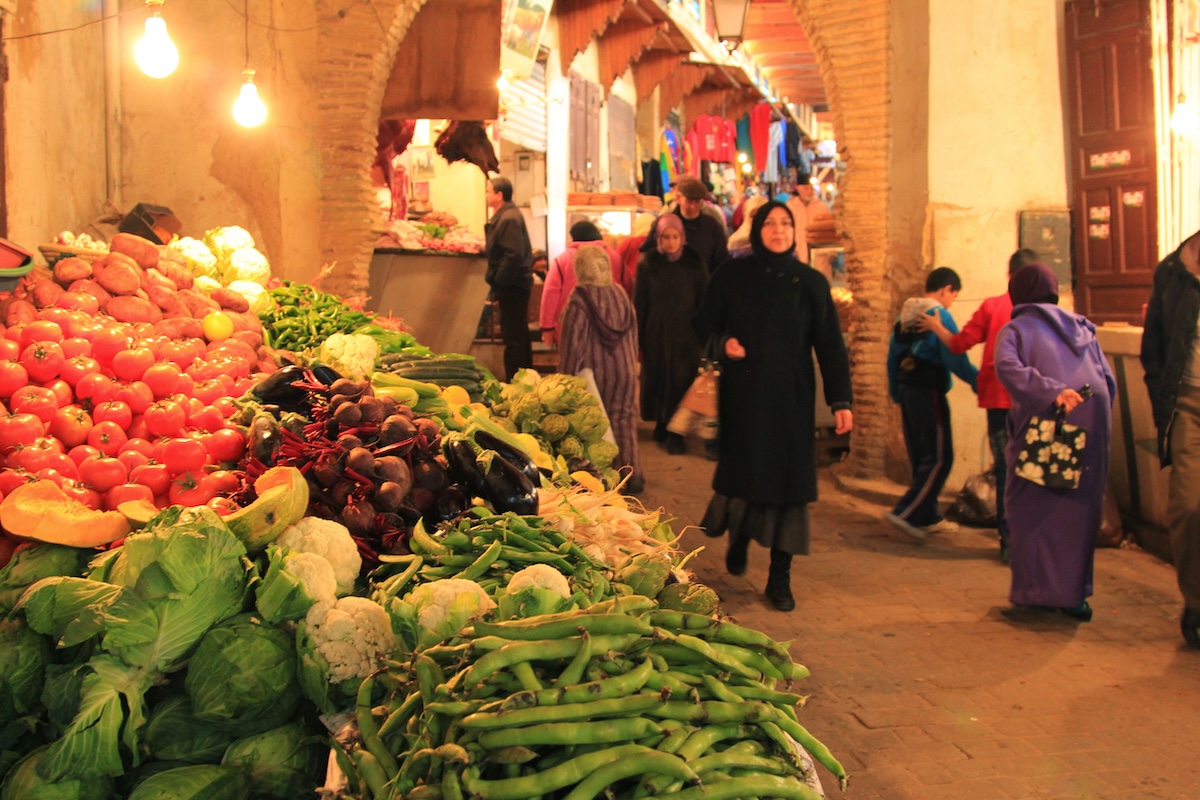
[
  {"left": 341, "top": 596, "right": 847, "bottom": 800},
  {"left": 371, "top": 510, "right": 611, "bottom": 607},
  {"left": 260, "top": 281, "right": 375, "bottom": 351}
]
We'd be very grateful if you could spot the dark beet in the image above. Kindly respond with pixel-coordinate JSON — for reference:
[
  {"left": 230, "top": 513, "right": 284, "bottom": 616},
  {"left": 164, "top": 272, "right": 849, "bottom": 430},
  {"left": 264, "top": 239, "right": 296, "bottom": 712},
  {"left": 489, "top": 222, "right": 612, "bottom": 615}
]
[
  {"left": 379, "top": 415, "right": 417, "bottom": 449},
  {"left": 337, "top": 433, "right": 364, "bottom": 451},
  {"left": 341, "top": 497, "right": 377, "bottom": 537},
  {"left": 358, "top": 395, "right": 385, "bottom": 425},
  {"left": 346, "top": 447, "right": 376, "bottom": 476},
  {"left": 333, "top": 401, "right": 362, "bottom": 426},
  {"left": 411, "top": 457, "right": 449, "bottom": 493},
  {"left": 375, "top": 481, "right": 407, "bottom": 512},
  {"left": 312, "top": 454, "right": 343, "bottom": 488},
  {"left": 375, "top": 455, "right": 412, "bottom": 489}
]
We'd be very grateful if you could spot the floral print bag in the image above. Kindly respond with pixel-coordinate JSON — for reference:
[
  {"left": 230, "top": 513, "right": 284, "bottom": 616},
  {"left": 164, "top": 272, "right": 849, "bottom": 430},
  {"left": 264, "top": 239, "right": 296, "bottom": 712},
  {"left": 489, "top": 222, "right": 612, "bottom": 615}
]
[{"left": 1014, "top": 385, "right": 1093, "bottom": 491}]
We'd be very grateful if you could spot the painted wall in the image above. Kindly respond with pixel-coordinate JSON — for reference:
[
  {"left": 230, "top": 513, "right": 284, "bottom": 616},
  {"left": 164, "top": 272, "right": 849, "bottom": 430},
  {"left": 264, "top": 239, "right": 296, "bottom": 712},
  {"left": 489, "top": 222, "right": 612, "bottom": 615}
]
[{"left": 920, "top": 0, "right": 1070, "bottom": 489}]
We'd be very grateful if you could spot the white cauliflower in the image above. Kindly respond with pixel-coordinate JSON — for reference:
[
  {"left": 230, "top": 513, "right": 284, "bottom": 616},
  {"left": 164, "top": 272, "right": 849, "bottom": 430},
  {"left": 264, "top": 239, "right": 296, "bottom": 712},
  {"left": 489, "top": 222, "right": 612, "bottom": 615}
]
[
  {"left": 256, "top": 547, "right": 338, "bottom": 624},
  {"left": 224, "top": 247, "right": 271, "bottom": 285},
  {"left": 318, "top": 333, "right": 379, "bottom": 381},
  {"left": 169, "top": 236, "right": 219, "bottom": 278},
  {"left": 204, "top": 225, "right": 256, "bottom": 259},
  {"left": 194, "top": 275, "right": 223, "bottom": 294},
  {"left": 227, "top": 279, "right": 273, "bottom": 314},
  {"left": 305, "top": 596, "right": 395, "bottom": 682},
  {"left": 277, "top": 517, "right": 362, "bottom": 596},
  {"left": 506, "top": 564, "right": 571, "bottom": 598},
  {"left": 405, "top": 579, "right": 496, "bottom": 643}
]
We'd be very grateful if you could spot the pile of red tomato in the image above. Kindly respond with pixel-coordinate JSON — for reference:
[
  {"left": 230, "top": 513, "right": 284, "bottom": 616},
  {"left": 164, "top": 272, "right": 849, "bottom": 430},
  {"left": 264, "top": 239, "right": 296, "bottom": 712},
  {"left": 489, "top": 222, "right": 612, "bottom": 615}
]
[{"left": 0, "top": 305, "right": 267, "bottom": 534}]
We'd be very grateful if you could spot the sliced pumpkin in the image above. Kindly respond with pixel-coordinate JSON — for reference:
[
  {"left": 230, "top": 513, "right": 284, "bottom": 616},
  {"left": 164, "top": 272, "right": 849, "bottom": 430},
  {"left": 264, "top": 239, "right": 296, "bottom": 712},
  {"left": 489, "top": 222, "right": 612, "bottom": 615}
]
[{"left": 0, "top": 480, "right": 131, "bottom": 547}]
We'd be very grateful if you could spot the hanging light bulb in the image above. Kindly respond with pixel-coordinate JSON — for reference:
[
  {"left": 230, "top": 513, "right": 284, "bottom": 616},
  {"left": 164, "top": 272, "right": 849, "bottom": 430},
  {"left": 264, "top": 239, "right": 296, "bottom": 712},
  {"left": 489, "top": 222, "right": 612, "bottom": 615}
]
[
  {"left": 233, "top": 69, "right": 268, "bottom": 127},
  {"left": 135, "top": 0, "right": 179, "bottom": 79},
  {"left": 497, "top": 69, "right": 513, "bottom": 92},
  {"left": 1171, "top": 94, "right": 1198, "bottom": 136}
]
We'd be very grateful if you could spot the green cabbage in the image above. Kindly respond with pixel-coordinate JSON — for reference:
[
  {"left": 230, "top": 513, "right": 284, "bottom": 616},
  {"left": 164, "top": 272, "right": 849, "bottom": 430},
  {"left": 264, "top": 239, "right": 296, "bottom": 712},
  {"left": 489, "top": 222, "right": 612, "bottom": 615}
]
[
  {"left": 220, "top": 721, "right": 323, "bottom": 798},
  {"left": 126, "top": 764, "right": 248, "bottom": 800},
  {"left": 0, "top": 544, "right": 92, "bottom": 615},
  {"left": 141, "top": 696, "right": 237, "bottom": 764},
  {"left": 185, "top": 615, "right": 300, "bottom": 735},
  {"left": 0, "top": 618, "right": 50, "bottom": 722},
  {"left": 0, "top": 746, "right": 113, "bottom": 800}
]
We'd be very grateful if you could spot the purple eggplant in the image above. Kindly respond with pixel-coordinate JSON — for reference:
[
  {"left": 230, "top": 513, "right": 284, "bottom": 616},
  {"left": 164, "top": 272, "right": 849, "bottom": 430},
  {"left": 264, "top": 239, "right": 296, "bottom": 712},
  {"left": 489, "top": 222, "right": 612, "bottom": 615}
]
[
  {"left": 472, "top": 430, "right": 540, "bottom": 486},
  {"left": 479, "top": 450, "right": 539, "bottom": 515}
]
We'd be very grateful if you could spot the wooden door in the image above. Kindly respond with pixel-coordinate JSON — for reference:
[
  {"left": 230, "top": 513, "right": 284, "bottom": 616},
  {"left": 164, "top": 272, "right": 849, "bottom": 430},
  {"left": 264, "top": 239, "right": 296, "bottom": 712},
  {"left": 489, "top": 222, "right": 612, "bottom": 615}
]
[{"left": 1065, "top": 0, "right": 1157, "bottom": 323}]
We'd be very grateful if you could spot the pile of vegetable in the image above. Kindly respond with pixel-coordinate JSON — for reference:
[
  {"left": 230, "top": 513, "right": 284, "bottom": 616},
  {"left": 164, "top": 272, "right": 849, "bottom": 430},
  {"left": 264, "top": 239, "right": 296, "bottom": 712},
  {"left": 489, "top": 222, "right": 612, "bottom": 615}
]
[
  {"left": 261, "top": 280, "right": 425, "bottom": 359},
  {"left": 375, "top": 351, "right": 494, "bottom": 404}
]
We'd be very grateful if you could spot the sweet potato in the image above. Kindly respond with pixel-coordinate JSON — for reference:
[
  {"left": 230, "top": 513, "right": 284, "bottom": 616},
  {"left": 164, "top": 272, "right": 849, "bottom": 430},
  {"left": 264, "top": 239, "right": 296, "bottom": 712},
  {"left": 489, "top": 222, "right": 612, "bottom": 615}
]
[
  {"left": 104, "top": 295, "right": 163, "bottom": 324},
  {"left": 141, "top": 267, "right": 178, "bottom": 296},
  {"left": 94, "top": 261, "right": 142, "bottom": 297},
  {"left": 144, "top": 282, "right": 183, "bottom": 313},
  {"left": 232, "top": 330, "right": 264, "bottom": 352},
  {"left": 109, "top": 233, "right": 160, "bottom": 270},
  {"left": 30, "top": 280, "right": 64, "bottom": 310},
  {"left": 224, "top": 310, "right": 261, "bottom": 332},
  {"left": 98, "top": 251, "right": 140, "bottom": 272},
  {"left": 155, "top": 318, "right": 205, "bottom": 340},
  {"left": 67, "top": 279, "right": 113, "bottom": 305},
  {"left": 156, "top": 259, "right": 194, "bottom": 291},
  {"left": 5, "top": 299, "right": 37, "bottom": 327},
  {"left": 178, "top": 288, "right": 219, "bottom": 318},
  {"left": 210, "top": 287, "right": 250, "bottom": 313},
  {"left": 52, "top": 257, "right": 92, "bottom": 287}
]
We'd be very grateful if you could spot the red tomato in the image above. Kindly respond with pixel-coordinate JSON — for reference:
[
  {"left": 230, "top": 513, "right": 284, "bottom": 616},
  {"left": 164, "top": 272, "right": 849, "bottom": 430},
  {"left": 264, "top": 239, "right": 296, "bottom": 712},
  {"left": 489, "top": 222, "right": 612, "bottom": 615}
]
[
  {"left": 40, "top": 379, "right": 73, "bottom": 408},
  {"left": 207, "top": 496, "right": 239, "bottom": 516},
  {"left": 0, "top": 413, "right": 44, "bottom": 454},
  {"left": 103, "top": 482, "right": 155, "bottom": 511},
  {"left": 187, "top": 360, "right": 220, "bottom": 383},
  {"left": 117, "top": 448, "right": 150, "bottom": 473},
  {"left": 160, "top": 437, "right": 208, "bottom": 475},
  {"left": 43, "top": 452, "right": 79, "bottom": 480},
  {"left": 10, "top": 386, "right": 59, "bottom": 424},
  {"left": 158, "top": 340, "right": 197, "bottom": 369},
  {"left": 121, "top": 438, "right": 155, "bottom": 457},
  {"left": 60, "top": 337, "right": 92, "bottom": 359},
  {"left": 0, "top": 339, "right": 19, "bottom": 361},
  {"left": 144, "top": 400, "right": 186, "bottom": 439},
  {"left": 130, "top": 462, "right": 172, "bottom": 496},
  {"left": 7, "top": 443, "right": 55, "bottom": 473},
  {"left": 232, "top": 377, "right": 253, "bottom": 395},
  {"left": 19, "top": 341, "right": 65, "bottom": 383},
  {"left": 21, "top": 320, "right": 64, "bottom": 347},
  {"left": 91, "top": 326, "right": 132, "bottom": 365},
  {"left": 205, "top": 427, "right": 247, "bottom": 464},
  {"left": 111, "top": 347, "right": 155, "bottom": 383},
  {"left": 88, "top": 420, "right": 128, "bottom": 456},
  {"left": 59, "top": 355, "right": 101, "bottom": 388},
  {"left": 60, "top": 480, "right": 102, "bottom": 510},
  {"left": 55, "top": 291, "right": 100, "bottom": 316},
  {"left": 114, "top": 381, "right": 154, "bottom": 415},
  {"left": 188, "top": 404, "right": 224, "bottom": 433},
  {"left": 143, "top": 363, "right": 182, "bottom": 399},
  {"left": 206, "top": 469, "right": 242, "bottom": 495},
  {"left": 75, "top": 373, "right": 117, "bottom": 407},
  {"left": 0, "top": 360, "right": 29, "bottom": 400},
  {"left": 169, "top": 470, "right": 217, "bottom": 506},
  {"left": 67, "top": 444, "right": 102, "bottom": 466},
  {"left": 175, "top": 373, "right": 195, "bottom": 398},
  {"left": 0, "top": 468, "right": 36, "bottom": 495},
  {"left": 131, "top": 323, "right": 157, "bottom": 341},
  {"left": 213, "top": 396, "right": 238, "bottom": 418},
  {"left": 49, "top": 406, "right": 94, "bottom": 449},
  {"left": 79, "top": 455, "right": 128, "bottom": 493},
  {"left": 126, "top": 415, "right": 149, "bottom": 441},
  {"left": 2, "top": 326, "right": 21, "bottom": 344},
  {"left": 93, "top": 400, "right": 133, "bottom": 430}
]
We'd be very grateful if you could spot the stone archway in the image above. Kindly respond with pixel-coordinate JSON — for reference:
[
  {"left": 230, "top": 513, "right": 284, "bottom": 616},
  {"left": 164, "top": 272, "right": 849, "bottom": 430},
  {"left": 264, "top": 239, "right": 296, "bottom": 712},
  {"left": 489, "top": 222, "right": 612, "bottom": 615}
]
[{"left": 313, "top": 0, "right": 893, "bottom": 478}]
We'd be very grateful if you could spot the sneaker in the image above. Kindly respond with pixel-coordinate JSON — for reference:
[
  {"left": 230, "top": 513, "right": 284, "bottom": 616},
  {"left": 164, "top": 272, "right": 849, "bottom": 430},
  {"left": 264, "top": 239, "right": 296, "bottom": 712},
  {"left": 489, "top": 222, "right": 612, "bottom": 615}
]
[
  {"left": 923, "top": 519, "right": 959, "bottom": 534},
  {"left": 884, "top": 512, "right": 928, "bottom": 542}
]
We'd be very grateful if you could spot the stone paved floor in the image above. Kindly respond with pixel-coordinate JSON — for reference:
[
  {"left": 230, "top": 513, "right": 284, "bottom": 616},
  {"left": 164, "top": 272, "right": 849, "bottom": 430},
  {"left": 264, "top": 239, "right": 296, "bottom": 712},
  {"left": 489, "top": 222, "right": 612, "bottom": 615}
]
[{"left": 634, "top": 424, "right": 1200, "bottom": 800}]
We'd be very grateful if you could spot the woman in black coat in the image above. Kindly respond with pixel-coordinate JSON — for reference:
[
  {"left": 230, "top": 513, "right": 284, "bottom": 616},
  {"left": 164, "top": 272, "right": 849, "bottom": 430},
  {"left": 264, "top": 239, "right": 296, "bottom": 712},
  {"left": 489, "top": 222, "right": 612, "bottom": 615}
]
[
  {"left": 633, "top": 213, "right": 708, "bottom": 454},
  {"left": 693, "top": 201, "right": 853, "bottom": 611}
]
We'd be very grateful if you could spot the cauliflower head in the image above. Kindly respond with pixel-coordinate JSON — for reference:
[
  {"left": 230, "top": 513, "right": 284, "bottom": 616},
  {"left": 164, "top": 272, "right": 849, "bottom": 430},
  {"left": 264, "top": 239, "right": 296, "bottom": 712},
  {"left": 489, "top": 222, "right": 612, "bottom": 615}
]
[
  {"left": 506, "top": 564, "right": 570, "bottom": 598},
  {"left": 318, "top": 333, "right": 379, "bottom": 381},
  {"left": 194, "top": 275, "right": 223, "bottom": 294},
  {"left": 224, "top": 247, "right": 271, "bottom": 286},
  {"left": 204, "top": 225, "right": 256, "bottom": 259},
  {"left": 277, "top": 517, "right": 362, "bottom": 596},
  {"left": 538, "top": 413, "right": 570, "bottom": 442},
  {"left": 405, "top": 579, "right": 496, "bottom": 644},
  {"left": 535, "top": 374, "right": 593, "bottom": 415},
  {"left": 304, "top": 596, "right": 395, "bottom": 683},
  {"left": 227, "top": 279, "right": 273, "bottom": 315},
  {"left": 256, "top": 545, "right": 338, "bottom": 624},
  {"left": 169, "top": 236, "right": 219, "bottom": 278},
  {"left": 497, "top": 564, "right": 574, "bottom": 619},
  {"left": 585, "top": 440, "right": 620, "bottom": 469},
  {"left": 568, "top": 405, "right": 610, "bottom": 443}
]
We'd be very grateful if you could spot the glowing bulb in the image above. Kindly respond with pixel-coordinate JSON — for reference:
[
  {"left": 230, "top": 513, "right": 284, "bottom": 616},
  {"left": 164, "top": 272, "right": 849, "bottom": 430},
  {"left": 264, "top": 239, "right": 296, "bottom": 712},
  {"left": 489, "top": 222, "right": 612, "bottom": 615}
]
[
  {"left": 741, "top": 162, "right": 752, "bottom": 174},
  {"left": 232, "top": 70, "right": 267, "bottom": 127},
  {"left": 737, "top": 152, "right": 748, "bottom": 163},
  {"left": 1171, "top": 96, "right": 1198, "bottom": 136},
  {"left": 135, "top": 3, "right": 179, "bottom": 79},
  {"left": 497, "top": 69, "right": 512, "bottom": 92}
]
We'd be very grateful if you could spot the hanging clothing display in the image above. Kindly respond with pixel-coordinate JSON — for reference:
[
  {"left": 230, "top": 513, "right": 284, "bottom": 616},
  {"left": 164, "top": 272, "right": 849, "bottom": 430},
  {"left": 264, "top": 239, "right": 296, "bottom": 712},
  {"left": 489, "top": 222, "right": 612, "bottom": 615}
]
[
  {"left": 736, "top": 115, "right": 753, "bottom": 160},
  {"left": 749, "top": 103, "right": 772, "bottom": 173},
  {"left": 659, "top": 128, "right": 683, "bottom": 194},
  {"left": 764, "top": 118, "right": 784, "bottom": 183},
  {"left": 785, "top": 122, "right": 802, "bottom": 169}
]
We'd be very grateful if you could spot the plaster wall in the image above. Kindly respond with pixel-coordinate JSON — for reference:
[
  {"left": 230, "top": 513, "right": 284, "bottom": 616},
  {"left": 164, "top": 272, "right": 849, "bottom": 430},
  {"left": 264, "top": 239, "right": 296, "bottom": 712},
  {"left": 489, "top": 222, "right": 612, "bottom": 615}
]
[
  {"left": 923, "top": 0, "right": 1070, "bottom": 489},
  {"left": 5, "top": 3, "right": 107, "bottom": 246}
]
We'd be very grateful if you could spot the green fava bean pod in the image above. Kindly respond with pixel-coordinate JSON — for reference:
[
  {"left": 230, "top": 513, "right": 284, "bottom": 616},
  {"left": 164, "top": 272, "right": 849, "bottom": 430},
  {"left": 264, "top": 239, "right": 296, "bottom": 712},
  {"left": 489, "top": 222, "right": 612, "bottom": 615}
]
[
  {"left": 461, "top": 691, "right": 666, "bottom": 729},
  {"left": 460, "top": 743, "right": 663, "bottom": 800},
  {"left": 559, "top": 750, "right": 700, "bottom": 800},
  {"left": 657, "top": 773, "right": 826, "bottom": 800},
  {"left": 476, "top": 716, "right": 665, "bottom": 749}
]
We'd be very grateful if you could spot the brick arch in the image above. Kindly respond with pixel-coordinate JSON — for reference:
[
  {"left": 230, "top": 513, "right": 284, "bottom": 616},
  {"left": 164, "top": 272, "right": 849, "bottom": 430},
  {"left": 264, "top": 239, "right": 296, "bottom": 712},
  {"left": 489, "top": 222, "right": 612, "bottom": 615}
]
[
  {"left": 313, "top": 0, "right": 893, "bottom": 477},
  {"left": 786, "top": 0, "right": 891, "bottom": 478}
]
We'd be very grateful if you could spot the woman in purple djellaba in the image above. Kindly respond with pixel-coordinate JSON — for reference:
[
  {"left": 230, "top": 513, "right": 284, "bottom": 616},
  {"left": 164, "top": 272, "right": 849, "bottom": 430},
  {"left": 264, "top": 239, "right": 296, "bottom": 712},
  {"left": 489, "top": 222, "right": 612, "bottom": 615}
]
[{"left": 993, "top": 263, "right": 1115, "bottom": 622}]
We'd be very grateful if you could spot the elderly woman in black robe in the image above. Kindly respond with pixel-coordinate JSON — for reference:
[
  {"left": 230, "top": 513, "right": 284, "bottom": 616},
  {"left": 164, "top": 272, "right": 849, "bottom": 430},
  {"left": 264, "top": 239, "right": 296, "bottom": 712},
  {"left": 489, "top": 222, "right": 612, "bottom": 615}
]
[{"left": 694, "top": 201, "right": 853, "bottom": 611}]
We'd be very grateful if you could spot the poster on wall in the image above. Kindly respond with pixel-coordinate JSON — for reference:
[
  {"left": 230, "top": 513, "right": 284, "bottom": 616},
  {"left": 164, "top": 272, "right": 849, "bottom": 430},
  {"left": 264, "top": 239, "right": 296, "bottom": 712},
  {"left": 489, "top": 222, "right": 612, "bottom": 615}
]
[{"left": 501, "top": 0, "right": 554, "bottom": 81}]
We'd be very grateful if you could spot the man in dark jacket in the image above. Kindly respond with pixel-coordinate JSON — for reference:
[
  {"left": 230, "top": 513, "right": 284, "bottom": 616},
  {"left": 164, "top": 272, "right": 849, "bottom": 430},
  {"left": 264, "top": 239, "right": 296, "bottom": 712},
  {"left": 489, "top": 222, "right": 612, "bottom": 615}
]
[
  {"left": 1140, "top": 229, "right": 1200, "bottom": 648},
  {"left": 485, "top": 176, "right": 534, "bottom": 380},
  {"left": 641, "top": 175, "right": 730, "bottom": 275}
]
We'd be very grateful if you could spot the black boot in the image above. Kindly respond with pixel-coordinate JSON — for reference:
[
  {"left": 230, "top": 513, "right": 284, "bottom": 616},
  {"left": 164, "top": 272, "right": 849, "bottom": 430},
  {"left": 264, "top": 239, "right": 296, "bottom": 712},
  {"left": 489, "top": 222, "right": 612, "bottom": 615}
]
[
  {"left": 764, "top": 549, "right": 795, "bottom": 611},
  {"left": 652, "top": 422, "right": 669, "bottom": 442},
  {"left": 725, "top": 535, "right": 749, "bottom": 576},
  {"left": 666, "top": 433, "right": 686, "bottom": 455}
]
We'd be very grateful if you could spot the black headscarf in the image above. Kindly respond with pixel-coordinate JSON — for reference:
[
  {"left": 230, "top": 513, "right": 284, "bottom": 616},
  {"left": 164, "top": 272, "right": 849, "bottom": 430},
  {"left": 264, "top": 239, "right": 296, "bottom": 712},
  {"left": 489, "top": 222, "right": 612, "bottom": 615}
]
[
  {"left": 748, "top": 200, "right": 800, "bottom": 271},
  {"left": 1008, "top": 263, "right": 1059, "bottom": 305}
]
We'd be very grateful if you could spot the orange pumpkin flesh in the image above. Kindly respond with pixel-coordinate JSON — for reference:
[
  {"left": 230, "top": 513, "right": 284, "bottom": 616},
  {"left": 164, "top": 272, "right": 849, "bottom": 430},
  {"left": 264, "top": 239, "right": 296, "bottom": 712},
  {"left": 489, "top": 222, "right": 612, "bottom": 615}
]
[{"left": 0, "top": 481, "right": 131, "bottom": 547}]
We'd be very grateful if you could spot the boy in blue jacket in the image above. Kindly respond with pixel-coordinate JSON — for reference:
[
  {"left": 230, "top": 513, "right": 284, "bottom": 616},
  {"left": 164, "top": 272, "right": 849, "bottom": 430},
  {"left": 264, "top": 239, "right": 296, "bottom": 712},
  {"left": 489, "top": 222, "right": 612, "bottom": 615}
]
[{"left": 885, "top": 267, "right": 979, "bottom": 541}]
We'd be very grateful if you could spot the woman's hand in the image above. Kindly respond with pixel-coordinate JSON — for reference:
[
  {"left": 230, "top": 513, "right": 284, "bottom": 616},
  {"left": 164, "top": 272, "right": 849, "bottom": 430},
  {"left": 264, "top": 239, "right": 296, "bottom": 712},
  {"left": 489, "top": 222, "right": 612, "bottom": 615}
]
[
  {"left": 834, "top": 409, "right": 853, "bottom": 435},
  {"left": 1055, "top": 388, "right": 1085, "bottom": 412},
  {"left": 725, "top": 337, "right": 746, "bottom": 360}
]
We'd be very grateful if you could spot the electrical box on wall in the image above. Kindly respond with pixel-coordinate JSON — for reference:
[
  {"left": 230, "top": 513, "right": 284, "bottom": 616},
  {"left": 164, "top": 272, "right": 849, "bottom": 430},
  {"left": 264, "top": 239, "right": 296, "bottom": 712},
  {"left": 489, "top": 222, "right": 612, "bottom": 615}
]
[{"left": 509, "top": 150, "right": 545, "bottom": 206}]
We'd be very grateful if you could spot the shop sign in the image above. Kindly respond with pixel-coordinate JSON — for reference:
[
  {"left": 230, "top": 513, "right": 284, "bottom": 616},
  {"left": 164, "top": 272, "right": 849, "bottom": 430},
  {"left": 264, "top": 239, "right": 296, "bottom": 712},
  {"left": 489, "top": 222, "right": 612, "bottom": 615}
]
[
  {"left": 1122, "top": 190, "right": 1145, "bottom": 207},
  {"left": 1088, "top": 149, "right": 1132, "bottom": 170},
  {"left": 1088, "top": 205, "right": 1111, "bottom": 222},
  {"left": 1089, "top": 223, "right": 1111, "bottom": 239}
]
